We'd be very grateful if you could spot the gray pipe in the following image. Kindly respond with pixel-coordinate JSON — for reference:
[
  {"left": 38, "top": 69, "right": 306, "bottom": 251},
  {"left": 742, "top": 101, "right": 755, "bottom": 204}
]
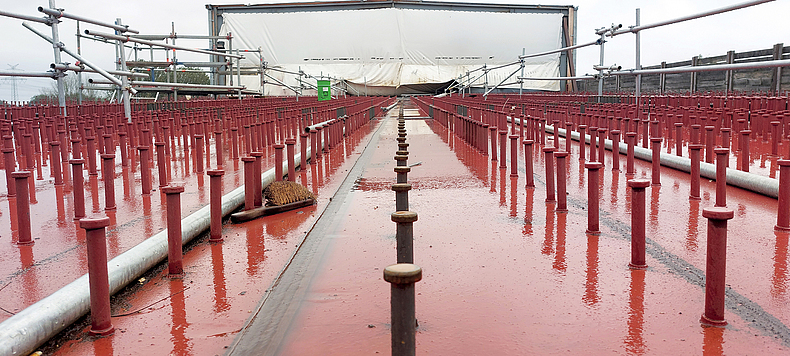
[
  {"left": 382, "top": 102, "right": 398, "bottom": 112},
  {"left": 0, "top": 149, "right": 305, "bottom": 356},
  {"left": 304, "top": 118, "right": 338, "bottom": 133}
]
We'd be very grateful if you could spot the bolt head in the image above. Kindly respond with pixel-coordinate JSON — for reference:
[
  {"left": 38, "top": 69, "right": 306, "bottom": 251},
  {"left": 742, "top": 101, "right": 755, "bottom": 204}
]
[
  {"left": 702, "top": 207, "right": 734, "bottom": 220},
  {"left": 79, "top": 216, "right": 111, "bottom": 230},
  {"left": 391, "top": 183, "right": 412, "bottom": 192},
  {"left": 383, "top": 263, "right": 422, "bottom": 284},
  {"left": 162, "top": 185, "right": 185, "bottom": 194},
  {"left": 391, "top": 211, "right": 418, "bottom": 223},
  {"left": 627, "top": 179, "right": 650, "bottom": 189},
  {"left": 585, "top": 162, "right": 603, "bottom": 170},
  {"left": 10, "top": 171, "right": 31, "bottom": 178}
]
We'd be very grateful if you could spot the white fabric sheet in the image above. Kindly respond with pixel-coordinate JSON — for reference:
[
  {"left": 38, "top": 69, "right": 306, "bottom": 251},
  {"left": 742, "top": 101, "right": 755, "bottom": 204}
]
[{"left": 220, "top": 8, "right": 563, "bottom": 95}]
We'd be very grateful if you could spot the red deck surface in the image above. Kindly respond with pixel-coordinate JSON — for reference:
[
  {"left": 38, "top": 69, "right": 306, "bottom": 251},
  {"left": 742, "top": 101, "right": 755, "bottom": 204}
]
[
  {"left": 39, "top": 125, "right": 376, "bottom": 355},
  {"left": 272, "top": 106, "right": 790, "bottom": 355},
  {"left": 1, "top": 99, "right": 788, "bottom": 355}
]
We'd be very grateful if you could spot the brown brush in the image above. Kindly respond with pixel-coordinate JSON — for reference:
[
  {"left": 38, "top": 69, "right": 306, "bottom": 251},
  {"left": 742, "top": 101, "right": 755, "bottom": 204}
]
[
  {"left": 264, "top": 181, "right": 315, "bottom": 206},
  {"left": 231, "top": 181, "right": 316, "bottom": 223}
]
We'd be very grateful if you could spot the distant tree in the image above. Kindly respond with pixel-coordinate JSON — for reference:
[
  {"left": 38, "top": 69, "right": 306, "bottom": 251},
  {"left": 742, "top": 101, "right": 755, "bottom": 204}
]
[
  {"left": 29, "top": 74, "right": 111, "bottom": 104},
  {"left": 136, "top": 66, "right": 210, "bottom": 98},
  {"left": 154, "top": 67, "right": 210, "bottom": 85}
]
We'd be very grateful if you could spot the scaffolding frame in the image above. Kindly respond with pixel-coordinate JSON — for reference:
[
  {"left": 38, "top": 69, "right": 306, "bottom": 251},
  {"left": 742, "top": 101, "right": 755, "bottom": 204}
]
[{"left": 1, "top": 2, "right": 260, "bottom": 119}]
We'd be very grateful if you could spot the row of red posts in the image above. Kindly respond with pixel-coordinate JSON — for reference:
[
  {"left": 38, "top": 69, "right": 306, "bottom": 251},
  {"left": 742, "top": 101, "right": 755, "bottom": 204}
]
[
  {"left": 413, "top": 92, "right": 790, "bottom": 328},
  {"left": 3, "top": 96, "right": 389, "bottom": 336}
]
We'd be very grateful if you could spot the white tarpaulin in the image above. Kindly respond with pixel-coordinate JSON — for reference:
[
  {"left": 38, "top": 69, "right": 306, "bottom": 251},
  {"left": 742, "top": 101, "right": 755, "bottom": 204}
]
[{"left": 219, "top": 7, "right": 564, "bottom": 95}]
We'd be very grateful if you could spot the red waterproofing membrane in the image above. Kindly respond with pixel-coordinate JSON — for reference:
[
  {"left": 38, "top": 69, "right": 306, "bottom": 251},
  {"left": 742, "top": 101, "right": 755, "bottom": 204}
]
[{"left": 0, "top": 96, "right": 391, "bottom": 355}]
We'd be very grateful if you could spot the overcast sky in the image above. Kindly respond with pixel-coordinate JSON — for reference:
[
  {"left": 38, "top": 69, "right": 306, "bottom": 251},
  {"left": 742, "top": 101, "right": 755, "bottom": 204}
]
[{"left": 0, "top": 0, "right": 787, "bottom": 102}]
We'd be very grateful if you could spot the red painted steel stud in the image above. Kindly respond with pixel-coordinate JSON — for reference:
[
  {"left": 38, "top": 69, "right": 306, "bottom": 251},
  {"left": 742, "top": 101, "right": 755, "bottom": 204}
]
[
  {"left": 565, "top": 122, "right": 573, "bottom": 153},
  {"left": 138, "top": 146, "right": 152, "bottom": 195},
  {"left": 251, "top": 152, "right": 264, "bottom": 207},
  {"left": 689, "top": 144, "right": 703, "bottom": 200},
  {"left": 300, "top": 132, "right": 308, "bottom": 169},
  {"left": 788, "top": 127, "right": 790, "bottom": 158},
  {"left": 243, "top": 125, "right": 252, "bottom": 155},
  {"left": 714, "top": 148, "right": 729, "bottom": 207},
  {"left": 675, "top": 123, "right": 683, "bottom": 156},
  {"left": 543, "top": 146, "right": 556, "bottom": 203},
  {"left": 86, "top": 136, "right": 98, "bottom": 176},
  {"left": 2, "top": 148, "right": 16, "bottom": 197},
  {"left": 71, "top": 159, "right": 85, "bottom": 219},
  {"left": 162, "top": 126, "right": 171, "bottom": 157},
  {"left": 651, "top": 137, "right": 662, "bottom": 186},
  {"left": 597, "top": 128, "right": 606, "bottom": 167},
  {"left": 274, "top": 144, "right": 285, "bottom": 181},
  {"left": 524, "top": 139, "right": 535, "bottom": 188},
  {"left": 611, "top": 130, "right": 621, "bottom": 171},
  {"left": 585, "top": 162, "right": 603, "bottom": 235},
  {"left": 208, "top": 170, "right": 225, "bottom": 242},
  {"left": 626, "top": 132, "right": 636, "bottom": 176},
  {"left": 21, "top": 133, "right": 33, "bottom": 173},
  {"left": 578, "top": 125, "right": 587, "bottom": 162},
  {"left": 499, "top": 130, "right": 507, "bottom": 169},
  {"left": 539, "top": 118, "right": 546, "bottom": 145},
  {"left": 509, "top": 135, "right": 519, "bottom": 177},
  {"left": 490, "top": 126, "right": 498, "bottom": 161},
  {"left": 58, "top": 129, "right": 69, "bottom": 163},
  {"left": 286, "top": 138, "right": 296, "bottom": 182},
  {"left": 215, "top": 130, "right": 224, "bottom": 168},
  {"left": 650, "top": 120, "right": 660, "bottom": 139},
  {"left": 628, "top": 179, "right": 650, "bottom": 269},
  {"left": 383, "top": 263, "right": 421, "bottom": 356},
  {"left": 555, "top": 151, "right": 568, "bottom": 212},
  {"left": 589, "top": 126, "right": 598, "bottom": 162},
  {"left": 691, "top": 124, "right": 701, "bottom": 144},
  {"left": 705, "top": 126, "right": 715, "bottom": 163},
  {"left": 12, "top": 171, "right": 33, "bottom": 246},
  {"left": 776, "top": 160, "right": 790, "bottom": 231},
  {"left": 771, "top": 121, "right": 781, "bottom": 156},
  {"left": 156, "top": 142, "right": 168, "bottom": 188},
  {"left": 242, "top": 156, "right": 256, "bottom": 211},
  {"left": 102, "top": 134, "right": 113, "bottom": 157},
  {"left": 315, "top": 127, "right": 324, "bottom": 158},
  {"left": 700, "top": 207, "right": 735, "bottom": 327},
  {"left": 552, "top": 119, "right": 560, "bottom": 147},
  {"left": 162, "top": 185, "right": 185, "bottom": 276},
  {"left": 80, "top": 216, "right": 115, "bottom": 336},
  {"left": 118, "top": 132, "right": 128, "bottom": 167},
  {"left": 309, "top": 128, "right": 318, "bottom": 163},
  {"left": 101, "top": 154, "right": 116, "bottom": 211},
  {"left": 481, "top": 124, "right": 490, "bottom": 156},
  {"left": 230, "top": 127, "right": 239, "bottom": 160},
  {"left": 195, "top": 135, "right": 204, "bottom": 174},
  {"left": 322, "top": 125, "right": 330, "bottom": 152},
  {"left": 740, "top": 130, "right": 751, "bottom": 172},
  {"left": 735, "top": 119, "right": 746, "bottom": 149},
  {"left": 50, "top": 141, "right": 63, "bottom": 185},
  {"left": 721, "top": 128, "right": 731, "bottom": 151}
]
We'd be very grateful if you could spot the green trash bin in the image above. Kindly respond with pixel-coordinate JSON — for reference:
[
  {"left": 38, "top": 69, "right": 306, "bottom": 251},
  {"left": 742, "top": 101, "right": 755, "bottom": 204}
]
[{"left": 318, "top": 80, "right": 331, "bottom": 101}]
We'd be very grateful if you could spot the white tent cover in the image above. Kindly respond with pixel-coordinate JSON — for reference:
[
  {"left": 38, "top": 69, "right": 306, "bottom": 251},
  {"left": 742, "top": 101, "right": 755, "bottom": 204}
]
[{"left": 219, "top": 7, "right": 564, "bottom": 95}]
